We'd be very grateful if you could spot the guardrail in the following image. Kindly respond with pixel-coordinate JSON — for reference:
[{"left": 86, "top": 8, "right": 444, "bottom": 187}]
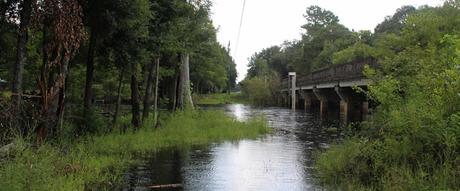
[{"left": 281, "top": 60, "right": 377, "bottom": 89}]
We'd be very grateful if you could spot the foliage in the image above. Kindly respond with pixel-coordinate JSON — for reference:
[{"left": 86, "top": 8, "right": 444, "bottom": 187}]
[
  {"left": 241, "top": 75, "right": 280, "bottom": 106},
  {"left": 315, "top": 3, "right": 460, "bottom": 190},
  {"left": 246, "top": 5, "right": 361, "bottom": 82},
  {"left": 332, "top": 42, "right": 377, "bottom": 64},
  {"left": 374, "top": 5, "right": 416, "bottom": 35},
  {"left": 194, "top": 93, "right": 248, "bottom": 105},
  {"left": 0, "top": 110, "right": 270, "bottom": 190}
]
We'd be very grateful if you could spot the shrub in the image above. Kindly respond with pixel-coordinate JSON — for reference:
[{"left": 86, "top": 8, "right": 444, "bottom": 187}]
[{"left": 240, "top": 75, "right": 280, "bottom": 106}]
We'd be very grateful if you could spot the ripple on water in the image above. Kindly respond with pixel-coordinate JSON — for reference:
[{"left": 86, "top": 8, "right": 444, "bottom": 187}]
[{"left": 123, "top": 104, "right": 340, "bottom": 191}]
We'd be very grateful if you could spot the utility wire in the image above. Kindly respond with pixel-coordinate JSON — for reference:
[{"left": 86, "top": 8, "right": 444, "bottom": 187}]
[{"left": 234, "top": 0, "right": 247, "bottom": 59}]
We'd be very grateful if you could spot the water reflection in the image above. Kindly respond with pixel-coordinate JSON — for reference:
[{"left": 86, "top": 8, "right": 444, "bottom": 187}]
[{"left": 123, "top": 104, "right": 341, "bottom": 191}]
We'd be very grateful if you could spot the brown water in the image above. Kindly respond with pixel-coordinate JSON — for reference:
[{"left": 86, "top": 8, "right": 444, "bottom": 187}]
[{"left": 123, "top": 104, "right": 342, "bottom": 191}]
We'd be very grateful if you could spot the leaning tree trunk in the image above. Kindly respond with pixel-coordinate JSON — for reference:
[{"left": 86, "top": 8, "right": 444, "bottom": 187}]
[
  {"left": 177, "top": 53, "right": 194, "bottom": 110},
  {"left": 12, "top": 0, "right": 34, "bottom": 110},
  {"left": 130, "top": 61, "right": 141, "bottom": 129},
  {"left": 112, "top": 66, "right": 124, "bottom": 130},
  {"left": 83, "top": 31, "right": 96, "bottom": 129},
  {"left": 153, "top": 57, "right": 160, "bottom": 127},
  {"left": 142, "top": 58, "right": 155, "bottom": 120}
]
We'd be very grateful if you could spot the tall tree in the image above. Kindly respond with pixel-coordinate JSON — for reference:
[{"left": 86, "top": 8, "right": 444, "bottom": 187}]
[
  {"left": 374, "top": 6, "right": 416, "bottom": 35},
  {"left": 35, "top": 0, "right": 85, "bottom": 139},
  {"left": 113, "top": 0, "right": 151, "bottom": 128},
  {"left": 11, "top": 0, "right": 36, "bottom": 110},
  {"left": 82, "top": 0, "right": 122, "bottom": 131},
  {"left": 301, "top": 5, "right": 353, "bottom": 71},
  {"left": 176, "top": 0, "right": 213, "bottom": 109}
]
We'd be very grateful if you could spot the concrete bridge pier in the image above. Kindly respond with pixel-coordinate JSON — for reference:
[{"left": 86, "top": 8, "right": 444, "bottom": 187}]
[
  {"left": 295, "top": 92, "right": 301, "bottom": 110},
  {"left": 362, "top": 101, "right": 369, "bottom": 121},
  {"left": 279, "top": 92, "right": 286, "bottom": 107},
  {"left": 334, "top": 86, "right": 352, "bottom": 127},
  {"left": 313, "top": 88, "right": 328, "bottom": 121},
  {"left": 301, "top": 91, "right": 316, "bottom": 112},
  {"left": 283, "top": 92, "right": 290, "bottom": 108}
]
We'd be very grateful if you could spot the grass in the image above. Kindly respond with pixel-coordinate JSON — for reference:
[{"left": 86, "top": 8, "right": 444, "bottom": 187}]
[
  {"left": 315, "top": 138, "right": 460, "bottom": 190},
  {"left": 0, "top": 110, "right": 270, "bottom": 190},
  {"left": 195, "top": 92, "right": 248, "bottom": 105}
]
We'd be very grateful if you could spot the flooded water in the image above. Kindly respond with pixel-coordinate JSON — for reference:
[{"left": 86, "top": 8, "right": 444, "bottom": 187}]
[{"left": 123, "top": 104, "right": 342, "bottom": 191}]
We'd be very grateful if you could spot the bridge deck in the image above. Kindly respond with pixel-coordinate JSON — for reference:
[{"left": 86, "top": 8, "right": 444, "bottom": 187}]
[{"left": 281, "top": 61, "right": 377, "bottom": 92}]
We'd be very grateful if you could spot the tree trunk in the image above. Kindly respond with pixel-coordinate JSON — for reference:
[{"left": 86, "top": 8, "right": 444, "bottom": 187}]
[
  {"left": 142, "top": 58, "right": 155, "bottom": 120},
  {"left": 169, "top": 75, "right": 178, "bottom": 111},
  {"left": 177, "top": 53, "right": 194, "bottom": 110},
  {"left": 54, "top": 56, "right": 70, "bottom": 136},
  {"left": 176, "top": 69, "right": 183, "bottom": 109},
  {"left": 12, "top": 0, "right": 34, "bottom": 110},
  {"left": 83, "top": 31, "right": 96, "bottom": 129},
  {"left": 37, "top": 51, "right": 70, "bottom": 141},
  {"left": 112, "top": 67, "right": 124, "bottom": 130},
  {"left": 153, "top": 57, "right": 160, "bottom": 126},
  {"left": 130, "top": 61, "right": 141, "bottom": 129},
  {"left": 1, "top": 2, "right": 7, "bottom": 22}
]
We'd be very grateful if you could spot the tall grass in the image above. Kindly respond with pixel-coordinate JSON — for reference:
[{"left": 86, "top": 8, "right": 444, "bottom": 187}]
[
  {"left": 195, "top": 92, "right": 248, "bottom": 105},
  {"left": 315, "top": 137, "right": 460, "bottom": 190},
  {"left": 0, "top": 110, "right": 270, "bottom": 190}
]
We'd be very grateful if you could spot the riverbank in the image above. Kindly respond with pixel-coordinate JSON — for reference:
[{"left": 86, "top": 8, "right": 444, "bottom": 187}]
[
  {"left": 195, "top": 93, "right": 248, "bottom": 105},
  {"left": 0, "top": 110, "right": 270, "bottom": 190}
]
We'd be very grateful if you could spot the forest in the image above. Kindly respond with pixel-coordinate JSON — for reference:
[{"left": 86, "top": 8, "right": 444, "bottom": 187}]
[
  {"left": 0, "top": 0, "right": 238, "bottom": 141},
  {"left": 1, "top": 0, "right": 460, "bottom": 190},
  {"left": 242, "top": 1, "right": 460, "bottom": 190},
  {"left": 0, "top": 0, "right": 266, "bottom": 190}
]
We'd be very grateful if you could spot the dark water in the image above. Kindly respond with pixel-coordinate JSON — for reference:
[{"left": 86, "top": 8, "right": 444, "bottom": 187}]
[{"left": 123, "top": 104, "right": 342, "bottom": 191}]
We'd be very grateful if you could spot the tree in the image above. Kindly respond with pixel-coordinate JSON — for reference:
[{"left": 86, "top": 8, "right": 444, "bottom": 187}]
[
  {"left": 11, "top": 0, "right": 35, "bottom": 111},
  {"left": 34, "top": 0, "right": 85, "bottom": 139},
  {"left": 174, "top": 0, "right": 213, "bottom": 109},
  {"left": 302, "top": 5, "right": 339, "bottom": 32},
  {"left": 301, "top": 6, "right": 354, "bottom": 71},
  {"left": 0, "top": 1, "right": 17, "bottom": 84},
  {"left": 82, "top": 0, "right": 115, "bottom": 130},
  {"left": 114, "top": 0, "right": 151, "bottom": 129},
  {"left": 374, "top": 5, "right": 416, "bottom": 34}
]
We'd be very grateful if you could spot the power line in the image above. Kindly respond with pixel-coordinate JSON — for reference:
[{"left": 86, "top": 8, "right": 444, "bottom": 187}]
[{"left": 234, "top": 0, "right": 247, "bottom": 59}]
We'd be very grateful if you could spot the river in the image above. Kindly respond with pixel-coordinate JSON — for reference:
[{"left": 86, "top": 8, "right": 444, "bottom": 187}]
[{"left": 123, "top": 104, "right": 342, "bottom": 191}]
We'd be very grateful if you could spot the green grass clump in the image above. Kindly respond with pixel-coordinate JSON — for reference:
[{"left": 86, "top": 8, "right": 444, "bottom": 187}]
[
  {"left": 316, "top": 137, "right": 460, "bottom": 191},
  {"left": 195, "top": 93, "right": 248, "bottom": 105},
  {"left": 0, "top": 110, "right": 270, "bottom": 190}
]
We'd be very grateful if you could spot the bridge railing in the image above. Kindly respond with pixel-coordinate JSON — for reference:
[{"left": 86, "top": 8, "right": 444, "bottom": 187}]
[{"left": 281, "top": 60, "right": 377, "bottom": 89}]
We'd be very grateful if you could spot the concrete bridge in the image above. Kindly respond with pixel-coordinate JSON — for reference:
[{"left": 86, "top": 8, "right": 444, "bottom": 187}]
[{"left": 278, "top": 61, "right": 377, "bottom": 126}]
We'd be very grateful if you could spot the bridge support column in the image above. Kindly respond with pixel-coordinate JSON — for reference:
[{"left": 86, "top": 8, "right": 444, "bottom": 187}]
[
  {"left": 362, "top": 101, "right": 369, "bottom": 121},
  {"left": 334, "top": 86, "right": 352, "bottom": 127},
  {"left": 313, "top": 88, "right": 327, "bottom": 121},
  {"left": 339, "top": 101, "right": 349, "bottom": 126},
  {"left": 289, "top": 72, "right": 297, "bottom": 110},
  {"left": 277, "top": 93, "right": 283, "bottom": 107},
  {"left": 282, "top": 92, "right": 289, "bottom": 107},
  {"left": 304, "top": 98, "right": 311, "bottom": 112},
  {"left": 301, "top": 91, "right": 314, "bottom": 112}
]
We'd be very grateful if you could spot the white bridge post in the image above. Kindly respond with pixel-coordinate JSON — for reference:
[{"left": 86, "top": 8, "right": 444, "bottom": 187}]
[{"left": 289, "top": 72, "right": 296, "bottom": 110}]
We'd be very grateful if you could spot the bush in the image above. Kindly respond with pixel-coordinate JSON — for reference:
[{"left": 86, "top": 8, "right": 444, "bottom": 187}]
[
  {"left": 240, "top": 76, "right": 279, "bottom": 106},
  {"left": 316, "top": 6, "right": 460, "bottom": 190},
  {"left": 195, "top": 93, "right": 248, "bottom": 105}
]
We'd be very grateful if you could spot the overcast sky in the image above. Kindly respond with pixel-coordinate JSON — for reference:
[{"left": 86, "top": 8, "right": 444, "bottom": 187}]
[{"left": 210, "top": 0, "right": 443, "bottom": 81}]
